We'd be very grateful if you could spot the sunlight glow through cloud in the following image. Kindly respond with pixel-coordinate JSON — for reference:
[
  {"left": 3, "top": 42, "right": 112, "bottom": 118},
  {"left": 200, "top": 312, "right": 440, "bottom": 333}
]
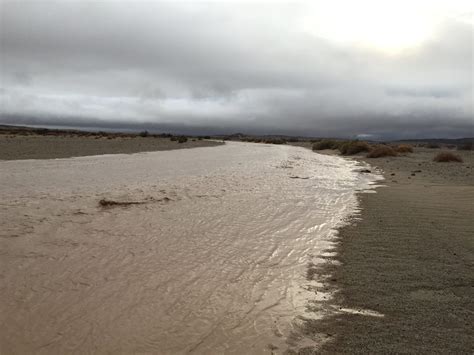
[{"left": 302, "top": 0, "right": 472, "bottom": 53}]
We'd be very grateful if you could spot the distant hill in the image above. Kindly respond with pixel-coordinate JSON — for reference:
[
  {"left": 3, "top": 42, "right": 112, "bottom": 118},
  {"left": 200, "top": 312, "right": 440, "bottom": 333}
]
[{"left": 394, "top": 137, "right": 474, "bottom": 144}]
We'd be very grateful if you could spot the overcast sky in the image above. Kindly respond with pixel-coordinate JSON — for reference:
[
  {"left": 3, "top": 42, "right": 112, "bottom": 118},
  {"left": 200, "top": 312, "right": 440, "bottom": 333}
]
[{"left": 1, "top": 0, "right": 473, "bottom": 139}]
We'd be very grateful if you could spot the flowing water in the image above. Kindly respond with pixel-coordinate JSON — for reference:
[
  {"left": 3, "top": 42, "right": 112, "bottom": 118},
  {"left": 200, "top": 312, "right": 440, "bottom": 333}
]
[{"left": 0, "top": 142, "right": 380, "bottom": 354}]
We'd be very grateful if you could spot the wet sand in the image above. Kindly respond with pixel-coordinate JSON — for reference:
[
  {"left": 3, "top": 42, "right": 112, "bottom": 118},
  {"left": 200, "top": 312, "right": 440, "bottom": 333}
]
[
  {"left": 0, "top": 133, "right": 222, "bottom": 160},
  {"left": 298, "top": 148, "right": 474, "bottom": 354},
  {"left": 0, "top": 142, "right": 379, "bottom": 354}
]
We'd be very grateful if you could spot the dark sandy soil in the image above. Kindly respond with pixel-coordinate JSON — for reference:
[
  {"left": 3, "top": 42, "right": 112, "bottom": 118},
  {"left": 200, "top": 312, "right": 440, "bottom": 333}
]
[
  {"left": 297, "top": 148, "right": 474, "bottom": 354},
  {"left": 0, "top": 133, "right": 223, "bottom": 160}
]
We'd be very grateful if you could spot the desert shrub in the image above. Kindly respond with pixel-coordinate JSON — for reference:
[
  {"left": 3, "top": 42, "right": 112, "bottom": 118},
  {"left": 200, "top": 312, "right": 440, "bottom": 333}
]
[
  {"left": 139, "top": 130, "right": 149, "bottom": 137},
  {"left": 203, "top": 136, "right": 211, "bottom": 139},
  {"left": 170, "top": 136, "right": 177, "bottom": 141},
  {"left": 339, "top": 141, "right": 371, "bottom": 155},
  {"left": 433, "top": 152, "right": 463, "bottom": 162},
  {"left": 426, "top": 143, "right": 440, "bottom": 149},
  {"left": 243, "top": 137, "right": 263, "bottom": 143},
  {"left": 366, "top": 145, "right": 397, "bottom": 158},
  {"left": 153, "top": 133, "right": 172, "bottom": 138},
  {"left": 177, "top": 136, "right": 188, "bottom": 143},
  {"left": 458, "top": 142, "right": 473, "bottom": 151},
  {"left": 312, "top": 139, "right": 340, "bottom": 151},
  {"left": 395, "top": 144, "right": 414, "bottom": 153},
  {"left": 35, "top": 128, "right": 49, "bottom": 135},
  {"left": 264, "top": 138, "right": 286, "bottom": 144}
]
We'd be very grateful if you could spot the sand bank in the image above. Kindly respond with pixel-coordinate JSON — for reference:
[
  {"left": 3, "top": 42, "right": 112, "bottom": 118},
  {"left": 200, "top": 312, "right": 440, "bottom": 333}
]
[
  {"left": 299, "top": 148, "right": 474, "bottom": 354},
  {"left": 0, "top": 131, "right": 222, "bottom": 160}
]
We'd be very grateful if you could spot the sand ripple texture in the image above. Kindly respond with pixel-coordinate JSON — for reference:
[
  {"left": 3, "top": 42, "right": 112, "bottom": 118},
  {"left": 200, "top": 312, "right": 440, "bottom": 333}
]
[{"left": 0, "top": 142, "right": 379, "bottom": 354}]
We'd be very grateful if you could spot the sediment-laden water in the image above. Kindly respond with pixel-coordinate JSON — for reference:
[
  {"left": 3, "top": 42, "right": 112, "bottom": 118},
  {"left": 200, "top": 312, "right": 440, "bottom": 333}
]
[{"left": 0, "top": 142, "right": 379, "bottom": 354}]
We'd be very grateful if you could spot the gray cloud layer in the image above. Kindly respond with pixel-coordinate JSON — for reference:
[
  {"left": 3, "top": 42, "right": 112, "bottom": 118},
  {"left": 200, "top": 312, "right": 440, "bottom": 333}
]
[{"left": 1, "top": 1, "right": 473, "bottom": 139}]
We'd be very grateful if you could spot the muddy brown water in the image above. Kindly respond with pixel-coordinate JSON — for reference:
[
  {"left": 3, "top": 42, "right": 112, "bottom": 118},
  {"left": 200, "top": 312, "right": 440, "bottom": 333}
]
[{"left": 0, "top": 142, "right": 380, "bottom": 354}]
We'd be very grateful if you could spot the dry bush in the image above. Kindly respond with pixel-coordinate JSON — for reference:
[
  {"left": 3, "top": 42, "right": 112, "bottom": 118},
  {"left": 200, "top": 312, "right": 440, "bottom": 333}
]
[
  {"left": 433, "top": 152, "right": 463, "bottom": 163},
  {"left": 426, "top": 143, "right": 441, "bottom": 149},
  {"left": 264, "top": 138, "right": 287, "bottom": 144},
  {"left": 395, "top": 144, "right": 414, "bottom": 153},
  {"left": 312, "top": 139, "right": 340, "bottom": 151},
  {"left": 242, "top": 137, "right": 264, "bottom": 143},
  {"left": 458, "top": 142, "right": 473, "bottom": 151},
  {"left": 366, "top": 145, "right": 398, "bottom": 158},
  {"left": 339, "top": 141, "right": 371, "bottom": 155}
]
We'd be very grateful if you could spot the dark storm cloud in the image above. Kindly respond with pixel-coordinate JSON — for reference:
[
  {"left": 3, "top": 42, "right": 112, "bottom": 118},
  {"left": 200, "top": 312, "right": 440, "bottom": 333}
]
[{"left": 0, "top": 1, "right": 472, "bottom": 139}]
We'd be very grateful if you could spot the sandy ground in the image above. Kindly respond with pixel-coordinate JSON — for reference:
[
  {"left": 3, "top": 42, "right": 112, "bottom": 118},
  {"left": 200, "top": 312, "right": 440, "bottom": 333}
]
[
  {"left": 0, "top": 134, "right": 222, "bottom": 160},
  {"left": 297, "top": 148, "right": 474, "bottom": 354}
]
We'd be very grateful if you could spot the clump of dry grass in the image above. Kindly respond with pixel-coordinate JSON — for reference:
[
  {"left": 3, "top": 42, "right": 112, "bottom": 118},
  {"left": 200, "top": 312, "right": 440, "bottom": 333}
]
[
  {"left": 395, "top": 144, "right": 414, "bottom": 153},
  {"left": 312, "top": 139, "right": 340, "bottom": 151},
  {"left": 241, "top": 137, "right": 263, "bottom": 143},
  {"left": 366, "top": 145, "right": 398, "bottom": 158},
  {"left": 264, "top": 138, "right": 287, "bottom": 144},
  {"left": 433, "top": 152, "right": 463, "bottom": 163},
  {"left": 339, "top": 141, "right": 371, "bottom": 155},
  {"left": 458, "top": 142, "right": 473, "bottom": 151}
]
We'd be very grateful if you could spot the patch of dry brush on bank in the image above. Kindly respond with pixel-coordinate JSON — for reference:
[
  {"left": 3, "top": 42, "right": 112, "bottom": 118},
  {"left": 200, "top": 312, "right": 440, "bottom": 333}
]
[
  {"left": 458, "top": 142, "right": 473, "bottom": 151},
  {"left": 310, "top": 140, "right": 418, "bottom": 159},
  {"left": 312, "top": 139, "right": 341, "bottom": 151},
  {"left": 395, "top": 144, "right": 414, "bottom": 153},
  {"left": 433, "top": 152, "right": 463, "bottom": 163},
  {"left": 339, "top": 141, "right": 371, "bottom": 155},
  {"left": 240, "top": 137, "right": 287, "bottom": 144},
  {"left": 170, "top": 136, "right": 188, "bottom": 143},
  {"left": 366, "top": 145, "right": 398, "bottom": 158},
  {"left": 312, "top": 139, "right": 398, "bottom": 158}
]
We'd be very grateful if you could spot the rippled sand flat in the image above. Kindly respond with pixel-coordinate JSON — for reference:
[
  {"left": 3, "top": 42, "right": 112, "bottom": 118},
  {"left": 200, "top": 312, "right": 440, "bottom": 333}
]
[{"left": 0, "top": 143, "right": 379, "bottom": 354}]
